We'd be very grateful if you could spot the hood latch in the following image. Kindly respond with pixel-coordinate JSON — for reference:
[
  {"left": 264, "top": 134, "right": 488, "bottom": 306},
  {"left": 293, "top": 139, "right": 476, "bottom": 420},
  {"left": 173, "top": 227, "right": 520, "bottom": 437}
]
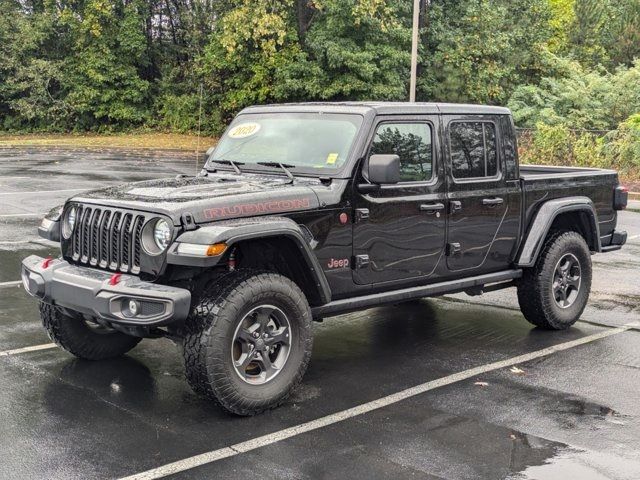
[{"left": 181, "top": 213, "right": 198, "bottom": 231}]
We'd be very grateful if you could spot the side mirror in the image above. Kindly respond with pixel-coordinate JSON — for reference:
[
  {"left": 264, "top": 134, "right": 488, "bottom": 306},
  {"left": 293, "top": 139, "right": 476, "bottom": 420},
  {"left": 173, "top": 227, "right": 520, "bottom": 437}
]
[{"left": 368, "top": 154, "right": 400, "bottom": 184}]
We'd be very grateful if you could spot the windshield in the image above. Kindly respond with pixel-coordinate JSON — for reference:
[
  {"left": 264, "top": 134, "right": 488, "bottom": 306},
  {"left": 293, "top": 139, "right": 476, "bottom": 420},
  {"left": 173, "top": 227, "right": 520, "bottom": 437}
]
[{"left": 209, "top": 113, "right": 363, "bottom": 173}]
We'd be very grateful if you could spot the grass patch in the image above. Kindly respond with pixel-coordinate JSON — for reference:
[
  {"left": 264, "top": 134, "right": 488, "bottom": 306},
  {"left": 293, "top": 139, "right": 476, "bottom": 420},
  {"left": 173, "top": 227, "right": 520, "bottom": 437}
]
[{"left": 0, "top": 132, "right": 218, "bottom": 151}]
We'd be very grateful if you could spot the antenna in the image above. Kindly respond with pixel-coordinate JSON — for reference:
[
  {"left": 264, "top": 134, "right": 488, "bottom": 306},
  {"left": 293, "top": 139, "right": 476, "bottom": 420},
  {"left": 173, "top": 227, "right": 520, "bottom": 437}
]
[{"left": 196, "top": 82, "right": 204, "bottom": 175}]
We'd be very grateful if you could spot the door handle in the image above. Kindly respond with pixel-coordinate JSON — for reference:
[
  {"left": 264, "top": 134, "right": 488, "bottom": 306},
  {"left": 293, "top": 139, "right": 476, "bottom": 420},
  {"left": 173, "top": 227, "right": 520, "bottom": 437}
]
[
  {"left": 419, "top": 203, "right": 445, "bottom": 213},
  {"left": 482, "top": 197, "right": 504, "bottom": 206}
]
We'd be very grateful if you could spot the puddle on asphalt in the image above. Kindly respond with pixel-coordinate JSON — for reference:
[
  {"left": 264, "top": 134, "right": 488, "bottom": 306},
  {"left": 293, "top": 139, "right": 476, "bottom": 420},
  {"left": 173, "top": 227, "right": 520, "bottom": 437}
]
[
  {"left": 501, "top": 411, "right": 636, "bottom": 479},
  {"left": 590, "top": 293, "right": 640, "bottom": 314},
  {"left": 511, "top": 448, "right": 640, "bottom": 479},
  {"left": 553, "top": 395, "right": 629, "bottom": 429}
]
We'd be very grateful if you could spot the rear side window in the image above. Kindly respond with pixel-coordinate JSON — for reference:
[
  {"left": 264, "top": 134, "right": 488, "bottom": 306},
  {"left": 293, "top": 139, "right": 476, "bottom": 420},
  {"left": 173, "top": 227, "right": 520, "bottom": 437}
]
[
  {"left": 370, "top": 123, "right": 433, "bottom": 182},
  {"left": 449, "top": 122, "right": 498, "bottom": 179}
]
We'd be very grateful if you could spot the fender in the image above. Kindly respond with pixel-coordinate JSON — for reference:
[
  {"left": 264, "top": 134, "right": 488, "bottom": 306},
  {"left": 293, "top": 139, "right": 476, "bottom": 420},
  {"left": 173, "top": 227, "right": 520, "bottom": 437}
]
[
  {"left": 516, "top": 196, "right": 600, "bottom": 267},
  {"left": 167, "top": 216, "right": 331, "bottom": 304},
  {"left": 37, "top": 205, "right": 64, "bottom": 242}
]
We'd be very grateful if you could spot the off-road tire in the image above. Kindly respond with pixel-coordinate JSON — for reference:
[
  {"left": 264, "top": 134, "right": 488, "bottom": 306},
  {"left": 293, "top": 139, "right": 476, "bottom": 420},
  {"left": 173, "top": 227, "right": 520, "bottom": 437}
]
[
  {"left": 181, "top": 270, "right": 240, "bottom": 396},
  {"left": 517, "top": 231, "right": 592, "bottom": 330},
  {"left": 182, "top": 270, "right": 313, "bottom": 416},
  {"left": 40, "top": 303, "right": 141, "bottom": 360}
]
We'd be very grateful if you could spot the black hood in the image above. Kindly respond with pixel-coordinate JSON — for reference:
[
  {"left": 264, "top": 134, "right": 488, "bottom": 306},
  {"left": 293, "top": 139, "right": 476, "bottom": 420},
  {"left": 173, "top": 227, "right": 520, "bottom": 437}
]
[{"left": 70, "top": 173, "right": 322, "bottom": 225}]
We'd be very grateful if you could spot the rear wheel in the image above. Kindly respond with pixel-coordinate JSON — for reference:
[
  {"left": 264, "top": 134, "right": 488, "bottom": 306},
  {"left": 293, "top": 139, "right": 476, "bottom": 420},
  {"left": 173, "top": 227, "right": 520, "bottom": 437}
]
[
  {"left": 182, "top": 270, "right": 313, "bottom": 416},
  {"left": 517, "top": 231, "right": 592, "bottom": 330},
  {"left": 40, "top": 303, "right": 141, "bottom": 360}
]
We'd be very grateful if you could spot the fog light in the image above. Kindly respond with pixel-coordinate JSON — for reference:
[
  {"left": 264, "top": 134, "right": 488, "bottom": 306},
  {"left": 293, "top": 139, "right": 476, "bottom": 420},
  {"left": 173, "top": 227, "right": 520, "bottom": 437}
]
[{"left": 128, "top": 299, "right": 140, "bottom": 316}]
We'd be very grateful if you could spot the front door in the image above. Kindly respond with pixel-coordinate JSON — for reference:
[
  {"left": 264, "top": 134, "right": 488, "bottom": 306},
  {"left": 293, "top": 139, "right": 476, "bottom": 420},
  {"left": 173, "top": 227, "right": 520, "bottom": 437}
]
[
  {"left": 353, "top": 117, "right": 446, "bottom": 285},
  {"left": 444, "top": 116, "right": 512, "bottom": 272}
]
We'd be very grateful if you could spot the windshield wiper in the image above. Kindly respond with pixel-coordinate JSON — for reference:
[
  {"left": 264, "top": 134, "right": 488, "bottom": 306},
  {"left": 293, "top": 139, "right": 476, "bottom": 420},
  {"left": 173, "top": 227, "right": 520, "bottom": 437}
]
[
  {"left": 210, "top": 159, "right": 244, "bottom": 174},
  {"left": 256, "top": 161, "right": 296, "bottom": 181}
]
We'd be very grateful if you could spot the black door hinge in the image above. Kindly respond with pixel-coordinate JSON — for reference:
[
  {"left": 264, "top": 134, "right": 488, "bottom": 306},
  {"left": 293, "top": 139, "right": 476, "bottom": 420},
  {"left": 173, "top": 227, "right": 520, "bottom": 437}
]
[
  {"left": 446, "top": 242, "right": 461, "bottom": 256},
  {"left": 354, "top": 254, "right": 370, "bottom": 269},
  {"left": 355, "top": 208, "right": 369, "bottom": 223}
]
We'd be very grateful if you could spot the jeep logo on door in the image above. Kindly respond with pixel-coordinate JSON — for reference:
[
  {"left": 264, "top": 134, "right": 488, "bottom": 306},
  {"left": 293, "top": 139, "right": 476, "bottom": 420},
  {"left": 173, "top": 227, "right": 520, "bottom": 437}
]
[{"left": 327, "top": 258, "right": 350, "bottom": 269}]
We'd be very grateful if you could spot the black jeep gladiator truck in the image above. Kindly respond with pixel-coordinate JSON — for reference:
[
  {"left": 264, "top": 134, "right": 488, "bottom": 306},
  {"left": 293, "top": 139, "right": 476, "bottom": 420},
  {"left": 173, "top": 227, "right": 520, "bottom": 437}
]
[{"left": 22, "top": 102, "right": 628, "bottom": 415}]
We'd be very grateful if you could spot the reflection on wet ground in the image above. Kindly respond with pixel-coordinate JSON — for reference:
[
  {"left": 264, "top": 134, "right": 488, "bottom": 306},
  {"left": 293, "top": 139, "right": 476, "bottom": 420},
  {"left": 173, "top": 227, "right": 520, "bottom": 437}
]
[{"left": 1, "top": 147, "right": 639, "bottom": 479}]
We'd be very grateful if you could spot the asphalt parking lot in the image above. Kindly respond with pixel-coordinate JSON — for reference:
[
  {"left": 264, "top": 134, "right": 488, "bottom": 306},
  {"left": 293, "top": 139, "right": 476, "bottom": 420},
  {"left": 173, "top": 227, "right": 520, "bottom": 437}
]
[{"left": 1, "top": 147, "right": 640, "bottom": 480}]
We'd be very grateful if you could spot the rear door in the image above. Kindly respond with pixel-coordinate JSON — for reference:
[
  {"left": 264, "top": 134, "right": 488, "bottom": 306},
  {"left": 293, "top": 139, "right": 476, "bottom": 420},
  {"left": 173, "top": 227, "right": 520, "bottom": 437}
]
[
  {"left": 352, "top": 116, "right": 447, "bottom": 285},
  {"left": 444, "top": 116, "right": 518, "bottom": 272}
]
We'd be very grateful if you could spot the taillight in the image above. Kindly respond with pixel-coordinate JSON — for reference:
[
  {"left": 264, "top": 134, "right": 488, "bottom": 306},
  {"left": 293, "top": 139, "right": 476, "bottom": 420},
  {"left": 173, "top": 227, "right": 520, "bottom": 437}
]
[{"left": 614, "top": 185, "right": 628, "bottom": 210}]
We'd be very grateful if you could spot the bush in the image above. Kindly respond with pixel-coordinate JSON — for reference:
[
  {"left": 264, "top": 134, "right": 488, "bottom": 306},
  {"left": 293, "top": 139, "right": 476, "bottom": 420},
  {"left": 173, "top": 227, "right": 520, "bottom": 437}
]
[
  {"left": 519, "top": 123, "right": 573, "bottom": 165},
  {"left": 519, "top": 116, "right": 640, "bottom": 181},
  {"left": 156, "top": 94, "right": 201, "bottom": 133},
  {"left": 509, "top": 58, "right": 640, "bottom": 130},
  {"left": 601, "top": 114, "right": 640, "bottom": 175}
]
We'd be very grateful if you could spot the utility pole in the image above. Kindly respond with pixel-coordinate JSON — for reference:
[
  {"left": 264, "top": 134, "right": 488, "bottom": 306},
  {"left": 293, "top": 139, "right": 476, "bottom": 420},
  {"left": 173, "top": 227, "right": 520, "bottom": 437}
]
[{"left": 409, "top": 0, "right": 421, "bottom": 102}]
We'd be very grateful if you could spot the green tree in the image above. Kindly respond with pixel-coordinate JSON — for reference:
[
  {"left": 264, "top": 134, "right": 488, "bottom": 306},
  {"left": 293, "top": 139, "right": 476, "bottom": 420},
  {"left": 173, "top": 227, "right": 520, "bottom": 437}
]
[
  {"left": 566, "top": 0, "right": 640, "bottom": 68},
  {"left": 293, "top": 0, "right": 412, "bottom": 101},
  {"left": 569, "top": 0, "right": 610, "bottom": 67},
  {"left": 200, "top": 0, "right": 302, "bottom": 124},
  {"left": 153, "top": 0, "right": 227, "bottom": 133},
  {"left": 65, "top": 0, "right": 151, "bottom": 129},
  {"left": 548, "top": 0, "right": 575, "bottom": 53},
  {"left": 420, "top": 0, "right": 552, "bottom": 104},
  {"left": 508, "top": 58, "right": 640, "bottom": 130},
  {"left": 1, "top": 0, "right": 73, "bottom": 130},
  {"left": 603, "top": 0, "right": 640, "bottom": 67}
]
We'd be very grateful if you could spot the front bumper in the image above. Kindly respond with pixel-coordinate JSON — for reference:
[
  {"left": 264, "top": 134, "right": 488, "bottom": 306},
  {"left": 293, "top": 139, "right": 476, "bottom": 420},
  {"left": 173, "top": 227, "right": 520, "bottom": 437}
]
[{"left": 21, "top": 255, "right": 191, "bottom": 326}]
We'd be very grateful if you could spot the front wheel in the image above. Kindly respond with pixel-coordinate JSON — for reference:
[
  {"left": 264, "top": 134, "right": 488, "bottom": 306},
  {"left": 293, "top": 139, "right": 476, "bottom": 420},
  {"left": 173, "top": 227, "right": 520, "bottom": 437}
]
[
  {"left": 40, "top": 303, "right": 141, "bottom": 360},
  {"left": 182, "top": 270, "right": 313, "bottom": 416},
  {"left": 517, "top": 231, "right": 592, "bottom": 330}
]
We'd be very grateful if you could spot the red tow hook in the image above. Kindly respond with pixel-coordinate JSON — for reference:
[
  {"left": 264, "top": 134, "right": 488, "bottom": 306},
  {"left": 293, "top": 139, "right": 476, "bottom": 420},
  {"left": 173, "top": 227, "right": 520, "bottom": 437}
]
[
  {"left": 42, "top": 257, "right": 53, "bottom": 269},
  {"left": 109, "top": 273, "right": 122, "bottom": 286}
]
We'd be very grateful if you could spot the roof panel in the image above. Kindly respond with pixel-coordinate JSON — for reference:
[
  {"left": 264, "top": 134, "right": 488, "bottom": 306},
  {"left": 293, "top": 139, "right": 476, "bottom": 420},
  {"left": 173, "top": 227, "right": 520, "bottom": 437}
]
[{"left": 241, "top": 101, "right": 510, "bottom": 116}]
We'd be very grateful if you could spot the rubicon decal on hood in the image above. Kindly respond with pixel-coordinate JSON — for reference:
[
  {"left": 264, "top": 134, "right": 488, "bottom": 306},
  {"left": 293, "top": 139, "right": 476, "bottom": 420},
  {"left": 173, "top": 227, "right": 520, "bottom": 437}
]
[{"left": 202, "top": 198, "right": 312, "bottom": 219}]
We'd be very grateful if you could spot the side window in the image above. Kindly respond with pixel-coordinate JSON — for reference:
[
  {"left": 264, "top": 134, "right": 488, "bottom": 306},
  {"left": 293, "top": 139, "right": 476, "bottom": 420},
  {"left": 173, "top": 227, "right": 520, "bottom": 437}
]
[
  {"left": 370, "top": 123, "right": 433, "bottom": 182},
  {"left": 449, "top": 122, "right": 498, "bottom": 180}
]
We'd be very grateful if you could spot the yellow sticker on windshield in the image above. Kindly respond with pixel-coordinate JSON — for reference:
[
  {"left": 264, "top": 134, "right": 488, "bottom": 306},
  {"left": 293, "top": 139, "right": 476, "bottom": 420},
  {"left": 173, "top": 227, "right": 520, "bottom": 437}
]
[
  {"left": 228, "top": 122, "right": 261, "bottom": 139},
  {"left": 326, "top": 153, "right": 339, "bottom": 165}
]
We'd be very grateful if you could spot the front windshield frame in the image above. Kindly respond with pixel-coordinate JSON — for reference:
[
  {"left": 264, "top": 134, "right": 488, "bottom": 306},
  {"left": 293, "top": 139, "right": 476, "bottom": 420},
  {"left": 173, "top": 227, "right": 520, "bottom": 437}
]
[{"left": 206, "top": 112, "right": 366, "bottom": 177}]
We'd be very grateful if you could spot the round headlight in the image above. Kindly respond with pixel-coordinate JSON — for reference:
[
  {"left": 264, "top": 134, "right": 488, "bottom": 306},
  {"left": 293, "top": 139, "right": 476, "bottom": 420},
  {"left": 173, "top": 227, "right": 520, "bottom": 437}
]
[
  {"left": 62, "top": 206, "right": 77, "bottom": 239},
  {"left": 153, "top": 219, "right": 172, "bottom": 251}
]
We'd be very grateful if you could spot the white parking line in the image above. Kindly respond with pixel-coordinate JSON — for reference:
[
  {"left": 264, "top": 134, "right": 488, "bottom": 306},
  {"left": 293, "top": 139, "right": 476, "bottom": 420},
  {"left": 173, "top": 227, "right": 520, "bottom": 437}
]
[
  {"left": 0, "top": 213, "right": 46, "bottom": 218},
  {"left": 0, "top": 280, "right": 22, "bottom": 287},
  {"left": 629, "top": 234, "right": 640, "bottom": 240},
  {"left": 0, "top": 343, "right": 57, "bottom": 357},
  {"left": 119, "top": 323, "right": 638, "bottom": 480},
  {"left": 0, "top": 240, "right": 52, "bottom": 245},
  {"left": 0, "top": 188, "right": 85, "bottom": 196}
]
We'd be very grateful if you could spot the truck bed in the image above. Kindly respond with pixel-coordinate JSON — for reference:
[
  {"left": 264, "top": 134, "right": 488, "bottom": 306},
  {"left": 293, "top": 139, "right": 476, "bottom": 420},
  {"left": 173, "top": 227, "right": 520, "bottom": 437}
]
[{"left": 519, "top": 164, "right": 620, "bottom": 249}]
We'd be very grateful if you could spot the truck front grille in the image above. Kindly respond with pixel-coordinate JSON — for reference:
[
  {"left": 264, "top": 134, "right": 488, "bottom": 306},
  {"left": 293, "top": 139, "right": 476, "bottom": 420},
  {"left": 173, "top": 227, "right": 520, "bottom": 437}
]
[{"left": 71, "top": 206, "right": 145, "bottom": 274}]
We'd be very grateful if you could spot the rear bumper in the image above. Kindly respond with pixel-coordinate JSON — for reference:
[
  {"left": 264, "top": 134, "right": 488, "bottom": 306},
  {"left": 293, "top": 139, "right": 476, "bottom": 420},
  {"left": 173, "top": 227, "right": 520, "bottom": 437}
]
[
  {"left": 600, "top": 230, "right": 627, "bottom": 252},
  {"left": 21, "top": 255, "right": 191, "bottom": 326}
]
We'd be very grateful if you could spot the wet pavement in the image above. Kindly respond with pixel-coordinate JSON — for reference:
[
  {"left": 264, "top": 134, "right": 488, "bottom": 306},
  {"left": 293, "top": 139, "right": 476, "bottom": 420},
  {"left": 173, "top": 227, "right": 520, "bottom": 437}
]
[{"left": 1, "top": 147, "right": 639, "bottom": 480}]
